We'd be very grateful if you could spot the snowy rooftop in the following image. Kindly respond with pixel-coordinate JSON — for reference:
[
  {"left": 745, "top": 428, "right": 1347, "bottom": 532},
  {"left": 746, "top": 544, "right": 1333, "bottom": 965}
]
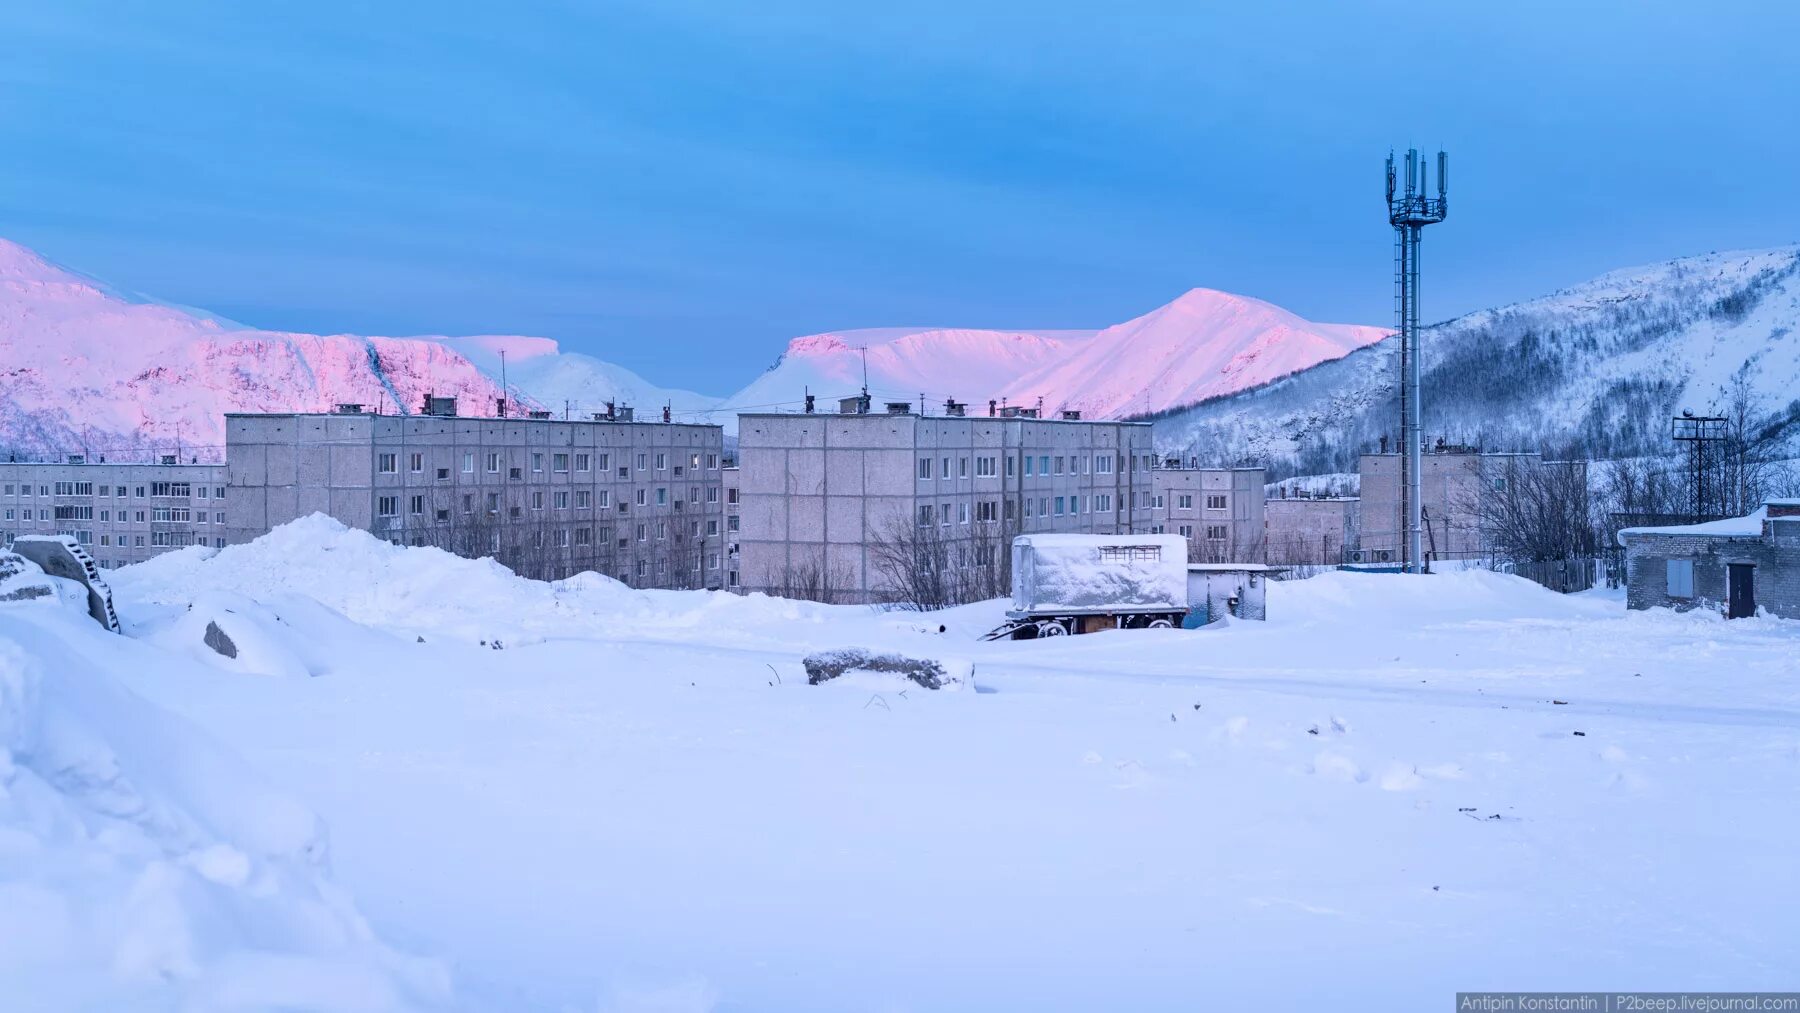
[
  {"left": 1617, "top": 506, "right": 1766, "bottom": 543},
  {"left": 1187, "top": 563, "right": 1285, "bottom": 573}
]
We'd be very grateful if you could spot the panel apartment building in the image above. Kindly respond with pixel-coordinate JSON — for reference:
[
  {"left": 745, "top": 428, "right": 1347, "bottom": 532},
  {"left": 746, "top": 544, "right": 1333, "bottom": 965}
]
[
  {"left": 736, "top": 402, "right": 1156, "bottom": 603},
  {"left": 0, "top": 455, "right": 230, "bottom": 569},
  {"left": 226, "top": 405, "right": 727, "bottom": 588},
  {"left": 1359, "top": 445, "right": 1587, "bottom": 563},
  {"left": 1148, "top": 463, "right": 1266, "bottom": 563}
]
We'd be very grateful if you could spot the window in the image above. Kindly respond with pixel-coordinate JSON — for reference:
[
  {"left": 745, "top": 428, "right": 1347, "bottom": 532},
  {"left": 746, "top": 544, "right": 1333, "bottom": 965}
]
[
  {"left": 486, "top": 453, "right": 501, "bottom": 473},
  {"left": 53, "top": 505, "right": 93, "bottom": 521},
  {"left": 1096, "top": 493, "right": 1112, "bottom": 512},
  {"left": 532, "top": 453, "right": 544, "bottom": 473},
  {"left": 436, "top": 467, "right": 450, "bottom": 481},
  {"left": 655, "top": 453, "right": 667, "bottom": 471},
  {"left": 728, "top": 570, "right": 740, "bottom": 588},
  {"left": 195, "top": 510, "right": 208, "bottom": 523},
  {"left": 1154, "top": 495, "right": 1165, "bottom": 509},
  {"left": 596, "top": 454, "right": 610, "bottom": 471},
  {"left": 1178, "top": 494, "right": 1194, "bottom": 510},
  {"left": 727, "top": 488, "right": 738, "bottom": 505},
  {"left": 1054, "top": 496, "right": 1066, "bottom": 516},
  {"left": 958, "top": 502, "right": 970, "bottom": 525},
  {"left": 486, "top": 493, "right": 500, "bottom": 514},
  {"left": 635, "top": 489, "right": 647, "bottom": 507},
  {"left": 918, "top": 504, "right": 934, "bottom": 527},
  {"left": 1004, "top": 500, "right": 1015, "bottom": 521},
  {"left": 656, "top": 521, "right": 668, "bottom": 540},
  {"left": 706, "top": 454, "right": 719, "bottom": 469},
  {"left": 463, "top": 452, "right": 475, "bottom": 473},
  {"left": 575, "top": 453, "right": 590, "bottom": 472},
  {"left": 532, "top": 491, "right": 545, "bottom": 510},
  {"left": 1024, "top": 456, "right": 1034, "bottom": 477},
  {"left": 436, "top": 508, "right": 450, "bottom": 522},
  {"left": 706, "top": 487, "right": 719, "bottom": 504},
  {"left": 150, "top": 482, "right": 191, "bottom": 498},
  {"left": 959, "top": 457, "right": 968, "bottom": 478},
  {"left": 1207, "top": 525, "right": 1228, "bottom": 541},
  {"left": 1099, "top": 545, "right": 1161, "bottom": 563},
  {"left": 690, "top": 453, "right": 702, "bottom": 471},
  {"left": 1667, "top": 559, "right": 1695, "bottom": 598},
  {"left": 940, "top": 502, "right": 952, "bottom": 526},
  {"left": 1054, "top": 457, "right": 1064, "bottom": 475},
  {"left": 598, "top": 490, "right": 611, "bottom": 509},
  {"left": 636, "top": 523, "right": 647, "bottom": 541},
  {"left": 554, "top": 453, "right": 569, "bottom": 473},
  {"left": 977, "top": 501, "right": 997, "bottom": 523},
  {"left": 976, "top": 456, "right": 995, "bottom": 477},
  {"left": 151, "top": 506, "right": 191, "bottom": 523},
  {"left": 575, "top": 527, "right": 591, "bottom": 546},
  {"left": 557, "top": 529, "right": 570, "bottom": 548},
  {"left": 377, "top": 496, "right": 399, "bottom": 517},
  {"left": 689, "top": 486, "right": 701, "bottom": 503},
  {"left": 636, "top": 453, "right": 647, "bottom": 471},
  {"left": 728, "top": 515, "right": 740, "bottom": 531},
  {"left": 409, "top": 452, "right": 424, "bottom": 473},
  {"left": 378, "top": 454, "right": 397, "bottom": 474},
  {"left": 918, "top": 458, "right": 933, "bottom": 480},
  {"left": 1179, "top": 524, "right": 1193, "bottom": 537},
  {"left": 555, "top": 491, "right": 570, "bottom": 509},
  {"left": 576, "top": 490, "right": 590, "bottom": 509},
  {"left": 941, "top": 457, "right": 951, "bottom": 480},
  {"left": 214, "top": 513, "right": 225, "bottom": 526},
  {"left": 656, "top": 488, "right": 667, "bottom": 506},
  {"left": 1207, "top": 494, "right": 1227, "bottom": 510},
  {"left": 462, "top": 494, "right": 473, "bottom": 514},
  {"left": 1005, "top": 457, "right": 1016, "bottom": 478},
  {"left": 410, "top": 495, "right": 424, "bottom": 515},
  {"left": 706, "top": 519, "right": 719, "bottom": 536}
]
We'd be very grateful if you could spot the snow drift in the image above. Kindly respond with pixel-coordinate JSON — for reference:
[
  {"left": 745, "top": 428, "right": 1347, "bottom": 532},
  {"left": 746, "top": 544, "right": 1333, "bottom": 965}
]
[{"left": 0, "top": 604, "right": 449, "bottom": 1008}]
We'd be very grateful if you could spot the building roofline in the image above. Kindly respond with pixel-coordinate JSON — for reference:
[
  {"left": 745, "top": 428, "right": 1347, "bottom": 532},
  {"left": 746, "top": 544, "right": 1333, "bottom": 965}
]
[
  {"left": 733, "top": 411, "right": 1152, "bottom": 428},
  {"left": 223, "top": 411, "right": 721, "bottom": 430}
]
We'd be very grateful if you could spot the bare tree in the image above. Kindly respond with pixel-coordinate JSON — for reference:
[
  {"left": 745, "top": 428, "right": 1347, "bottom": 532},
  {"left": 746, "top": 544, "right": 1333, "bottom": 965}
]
[
  {"left": 1474, "top": 457, "right": 1599, "bottom": 563},
  {"left": 867, "top": 510, "right": 1014, "bottom": 610}
]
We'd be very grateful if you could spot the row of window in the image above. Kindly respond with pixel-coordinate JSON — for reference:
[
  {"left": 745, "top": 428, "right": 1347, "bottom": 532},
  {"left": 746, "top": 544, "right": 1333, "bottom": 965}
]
[
  {"left": 917, "top": 452, "right": 1149, "bottom": 482},
  {"left": 1151, "top": 523, "right": 1232, "bottom": 540},
  {"left": 2, "top": 482, "right": 223, "bottom": 499},
  {"left": 376, "top": 484, "right": 727, "bottom": 517},
  {"left": 916, "top": 492, "right": 1125, "bottom": 527},
  {"left": 4, "top": 507, "right": 225, "bottom": 525},
  {"left": 0, "top": 531, "right": 228, "bottom": 555},
  {"left": 377, "top": 451, "right": 723, "bottom": 476},
  {"left": 1163, "top": 494, "right": 1231, "bottom": 511}
]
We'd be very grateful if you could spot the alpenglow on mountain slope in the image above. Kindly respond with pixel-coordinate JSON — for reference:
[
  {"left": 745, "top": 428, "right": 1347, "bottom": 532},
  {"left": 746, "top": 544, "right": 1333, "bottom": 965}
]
[
  {"left": 717, "top": 291, "right": 1388, "bottom": 423},
  {"left": 1151, "top": 246, "right": 1800, "bottom": 477},
  {"left": 0, "top": 239, "right": 729, "bottom": 458}
]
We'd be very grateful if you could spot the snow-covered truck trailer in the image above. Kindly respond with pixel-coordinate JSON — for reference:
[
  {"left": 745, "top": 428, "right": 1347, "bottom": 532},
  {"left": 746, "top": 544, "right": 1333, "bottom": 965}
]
[{"left": 989, "top": 533, "right": 1190, "bottom": 639}]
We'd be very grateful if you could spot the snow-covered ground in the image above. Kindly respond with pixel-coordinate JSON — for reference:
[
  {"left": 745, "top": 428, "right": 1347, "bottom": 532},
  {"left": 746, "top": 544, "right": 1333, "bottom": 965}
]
[{"left": 8, "top": 518, "right": 1800, "bottom": 1009}]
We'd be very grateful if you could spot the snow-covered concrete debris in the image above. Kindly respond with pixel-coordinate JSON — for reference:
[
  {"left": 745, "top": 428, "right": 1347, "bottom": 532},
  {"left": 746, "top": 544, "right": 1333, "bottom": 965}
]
[
  {"left": 801, "top": 648, "right": 970, "bottom": 690},
  {"left": 0, "top": 608, "right": 450, "bottom": 1008}
]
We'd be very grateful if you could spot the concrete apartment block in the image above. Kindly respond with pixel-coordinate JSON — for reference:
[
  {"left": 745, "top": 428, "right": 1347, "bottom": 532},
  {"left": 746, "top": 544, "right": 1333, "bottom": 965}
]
[
  {"left": 0, "top": 457, "right": 230, "bottom": 569},
  {"left": 737, "top": 409, "right": 1156, "bottom": 603},
  {"left": 1149, "top": 465, "right": 1266, "bottom": 562},
  {"left": 1265, "top": 494, "right": 1360, "bottom": 566},
  {"left": 1359, "top": 448, "right": 1589, "bottom": 563},
  {"left": 226, "top": 410, "right": 727, "bottom": 588}
]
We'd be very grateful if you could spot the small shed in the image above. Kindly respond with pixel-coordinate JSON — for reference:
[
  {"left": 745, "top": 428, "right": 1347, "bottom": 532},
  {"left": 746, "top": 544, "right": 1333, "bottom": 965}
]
[
  {"left": 1184, "top": 563, "right": 1281, "bottom": 626},
  {"left": 1618, "top": 499, "right": 1800, "bottom": 619}
]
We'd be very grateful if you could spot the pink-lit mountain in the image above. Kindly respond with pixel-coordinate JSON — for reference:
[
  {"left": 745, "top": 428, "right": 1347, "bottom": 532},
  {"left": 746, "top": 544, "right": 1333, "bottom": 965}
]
[{"left": 717, "top": 291, "right": 1387, "bottom": 421}]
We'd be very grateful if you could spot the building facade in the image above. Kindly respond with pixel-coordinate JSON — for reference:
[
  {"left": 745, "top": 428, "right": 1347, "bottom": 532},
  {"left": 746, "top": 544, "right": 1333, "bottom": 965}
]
[
  {"left": 226, "top": 408, "right": 727, "bottom": 587},
  {"left": 1619, "top": 500, "right": 1800, "bottom": 619},
  {"left": 736, "top": 407, "right": 1156, "bottom": 603},
  {"left": 0, "top": 457, "right": 230, "bottom": 569},
  {"left": 1148, "top": 464, "right": 1266, "bottom": 562},
  {"left": 1264, "top": 493, "right": 1360, "bottom": 567}
]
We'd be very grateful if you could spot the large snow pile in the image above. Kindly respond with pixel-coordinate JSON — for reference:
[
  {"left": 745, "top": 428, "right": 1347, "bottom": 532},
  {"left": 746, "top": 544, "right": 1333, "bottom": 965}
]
[
  {"left": 110, "top": 514, "right": 861, "bottom": 647},
  {"left": 0, "top": 605, "right": 449, "bottom": 1009}
]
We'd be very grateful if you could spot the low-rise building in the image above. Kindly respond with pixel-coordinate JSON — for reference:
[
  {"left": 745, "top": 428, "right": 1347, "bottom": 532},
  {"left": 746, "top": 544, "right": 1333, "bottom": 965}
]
[
  {"left": 1149, "top": 462, "right": 1265, "bottom": 562},
  {"left": 0, "top": 455, "right": 230, "bottom": 569},
  {"left": 1619, "top": 500, "right": 1800, "bottom": 619},
  {"left": 225, "top": 404, "right": 727, "bottom": 587},
  {"left": 736, "top": 403, "right": 1156, "bottom": 603},
  {"left": 1359, "top": 445, "right": 1585, "bottom": 563},
  {"left": 1264, "top": 492, "right": 1360, "bottom": 567}
]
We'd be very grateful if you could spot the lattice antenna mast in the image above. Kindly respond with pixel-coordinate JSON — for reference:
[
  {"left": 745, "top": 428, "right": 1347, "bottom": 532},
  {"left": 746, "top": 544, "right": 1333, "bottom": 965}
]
[{"left": 1386, "top": 148, "right": 1449, "bottom": 574}]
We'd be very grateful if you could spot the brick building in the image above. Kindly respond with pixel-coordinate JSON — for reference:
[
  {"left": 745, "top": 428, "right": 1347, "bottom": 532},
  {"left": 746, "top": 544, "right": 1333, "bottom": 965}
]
[{"left": 1619, "top": 499, "right": 1800, "bottom": 619}]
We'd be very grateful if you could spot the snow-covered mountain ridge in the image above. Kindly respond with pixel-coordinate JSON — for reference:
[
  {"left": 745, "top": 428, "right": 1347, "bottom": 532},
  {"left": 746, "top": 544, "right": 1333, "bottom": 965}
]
[{"left": 1152, "top": 246, "right": 1800, "bottom": 477}]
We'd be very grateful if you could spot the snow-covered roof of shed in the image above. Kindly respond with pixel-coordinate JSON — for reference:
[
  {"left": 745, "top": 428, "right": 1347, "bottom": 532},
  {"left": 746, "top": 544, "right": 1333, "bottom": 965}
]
[
  {"left": 1013, "top": 533, "right": 1186, "bottom": 548},
  {"left": 1617, "top": 506, "right": 1765, "bottom": 544}
]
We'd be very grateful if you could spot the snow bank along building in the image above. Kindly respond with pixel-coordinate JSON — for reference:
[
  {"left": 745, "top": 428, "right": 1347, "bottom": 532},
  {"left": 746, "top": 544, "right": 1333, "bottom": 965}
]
[
  {"left": 0, "top": 455, "right": 230, "bottom": 569},
  {"left": 1618, "top": 500, "right": 1800, "bottom": 619},
  {"left": 225, "top": 402, "right": 728, "bottom": 588},
  {"left": 1147, "top": 461, "right": 1266, "bottom": 562},
  {"left": 736, "top": 400, "right": 1156, "bottom": 603}
]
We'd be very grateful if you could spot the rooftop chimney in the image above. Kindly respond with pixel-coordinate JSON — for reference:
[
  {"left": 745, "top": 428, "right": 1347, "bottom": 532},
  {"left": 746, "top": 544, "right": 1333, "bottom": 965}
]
[
  {"left": 884, "top": 401, "right": 911, "bottom": 415},
  {"left": 160, "top": 455, "right": 177, "bottom": 466},
  {"left": 67, "top": 454, "right": 85, "bottom": 465},
  {"left": 1060, "top": 409, "right": 1082, "bottom": 421},
  {"left": 334, "top": 402, "right": 366, "bottom": 415},
  {"left": 616, "top": 405, "right": 635, "bottom": 422},
  {"left": 423, "top": 395, "right": 458, "bottom": 417},
  {"left": 944, "top": 399, "right": 966, "bottom": 417},
  {"left": 527, "top": 409, "right": 552, "bottom": 420},
  {"left": 839, "top": 395, "right": 871, "bottom": 415}
]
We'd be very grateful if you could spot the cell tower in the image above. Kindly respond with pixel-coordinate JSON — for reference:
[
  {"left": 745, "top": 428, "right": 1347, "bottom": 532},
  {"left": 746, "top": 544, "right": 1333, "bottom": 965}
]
[{"left": 1385, "top": 147, "right": 1449, "bottom": 574}]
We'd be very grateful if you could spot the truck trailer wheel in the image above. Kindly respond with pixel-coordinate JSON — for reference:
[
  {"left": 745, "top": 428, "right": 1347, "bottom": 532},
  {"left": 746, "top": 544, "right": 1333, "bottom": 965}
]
[
  {"left": 1146, "top": 618, "right": 1174, "bottom": 629},
  {"left": 1035, "top": 620, "right": 1069, "bottom": 637}
]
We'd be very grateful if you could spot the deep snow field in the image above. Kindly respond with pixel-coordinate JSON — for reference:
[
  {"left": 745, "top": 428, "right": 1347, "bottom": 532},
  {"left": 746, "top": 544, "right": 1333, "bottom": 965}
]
[{"left": 6, "top": 515, "right": 1800, "bottom": 1011}]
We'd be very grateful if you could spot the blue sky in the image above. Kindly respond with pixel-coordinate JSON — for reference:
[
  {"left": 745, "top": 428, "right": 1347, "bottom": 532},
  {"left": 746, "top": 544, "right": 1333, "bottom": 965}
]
[{"left": 2, "top": 1, "right": 1796, "bottom": 393}]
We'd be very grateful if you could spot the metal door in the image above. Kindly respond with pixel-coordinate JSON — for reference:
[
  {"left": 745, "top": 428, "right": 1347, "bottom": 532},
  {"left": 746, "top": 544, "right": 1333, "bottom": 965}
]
[{"left": 1727, "top": 563, "right": 1756, "bottom": 619}]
